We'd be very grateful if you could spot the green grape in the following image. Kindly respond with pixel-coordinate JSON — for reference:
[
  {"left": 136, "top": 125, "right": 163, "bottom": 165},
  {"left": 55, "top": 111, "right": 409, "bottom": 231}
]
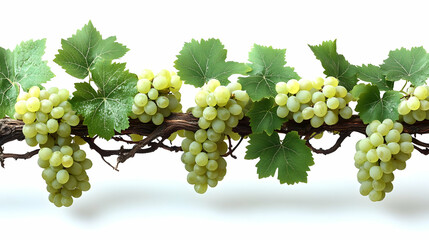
[
  {"left": 156, "top": 96, "right": 169, "bottom": 109},
  {"left": 369, "top": 132, "right": 383, "bottom": 147},
  {"left": 397, "top": 101, "right": 410, "bottom": 115},
  {"left": 322, "top": 85, "right": 336, "bottom": 98},
  {"left": 376, "top": 123, "right": 390, "bottom": 136},
  {"left": 407, "top": 96, "right": 420, "bottom": 110},
  {"left": 275, "top": 82, "right": 288, "bottom": 94},
  {"left": 311, "top": 91, "right": 325, "bottom": 103},
  {"left": 212, "top": 119, "right": 226, "bottom": 133},
  {"left": 57, "top": 122, "right": 71, "bottom": 138},
  {"left": 23, "top": 123, "right": 37, "bottom": 138},
  {"left": 296, "top": 90, "right": 311, "bottom": 104},
  {"left": 152, "top": 113, "right": 164, "bottom": 125},
  {"left": 335, "top": 86, "right": 348, "bottom": 98},
  {"left": 213, "top": 86, "right": 230, "bottom": 105},
  {"left": 293, "top": 112, "right": 304, "bottom": 123},
  {"left": 137, "top": 79, "right": 152, "bottom": 93},
  {"left": 313, "top": 101, "right": 327, "bottom": 117},
  {"left": 299, "top": 79, "right": 312, "bottom": 91},
  {"left": 326, "top": 97, "right": 340, "bottom": 109},
  {"left": 144, "top": 101, "right": 157, "bottom": 115},
  {"left": 134, "top": 93, "right": 148, "bottom": 107},
  {"left": 275, "top": 94, "right": 288, "bottom": 106},
  {"left": 217, "top": 107, "right": 231, "bottom": 121},
  {"left": 366, "top": 149, "right": 378, "bottom": 163},
  {"left": 369, "top": 166, "right": 383, "bottom": 180},
  {"left": 286, "top": 96, "right": 300, "bottom": 112},
  {"left": 302, "top": 107, "right": 314, "bottom": 120},
  {"left": 49, "top": 94, "right": 61, "bottom": 107},
  {"left": 189, "top": 141, "right": 203, "bottom": 155},
  {"left": 195, "top": 152, "right": 209, "bottom": 166},
  {"left": 203, "top": 107, "right": 217, "bottom": 121},
  {"left": 399, "top": 142, "right": 414, "bottom": 154},
  {"left": 310, "top": 116, "right": 324, "bottom": 128},
  {"left": 414, "top": 86, "right": 428, "bottom": 100},
  {"left": 287, "top": 79, "right": 300, "bottom": 94},
  {"left": 360, "top": 180, "right": 373, "bottom": 196},
  {"left": 153, "top": 75, "right": 169, "bottom": 90},
  {"left": 39, "top": 148, "right": 53, "bottom": 161},
  {"left": 323, "top": 110, "right": 338, "bottom": 125},
  {"left": 198, "top": 117, "right": 212, "bottom": 129},
  {"left": 26, "top": 97, "right": 41, "bottom": 112},
  {"left": 359, "top": 138, "right": 373, "bottom": 153},
  {"left": 312, "top": 77, "right": 324, "bottom": 90},
  {"left": 376, "top": 145, "right": 391, "bottom": 162},
  {"left": 195, "top": 90, "right": 209, "bottom": 107},
  {"left": 228, "top": 104, "right": 242, "bottom": 116},
  {"left": 339, "top": 106, "right": 353, "bottom": 119},
  {"left": 276, "top": 106, "right": 289, "bottom": 118},
  {"left": 22, "top": 112, "right": 36, "bottom": 124},
  {"left": 206, "top": 93, "right": 217, "bottom": 107}
]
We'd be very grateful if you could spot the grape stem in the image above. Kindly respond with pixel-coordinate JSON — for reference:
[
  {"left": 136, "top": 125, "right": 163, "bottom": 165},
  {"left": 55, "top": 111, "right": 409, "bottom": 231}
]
[{"left": 2, "top": 114, "right": 429, "bottom": 168}]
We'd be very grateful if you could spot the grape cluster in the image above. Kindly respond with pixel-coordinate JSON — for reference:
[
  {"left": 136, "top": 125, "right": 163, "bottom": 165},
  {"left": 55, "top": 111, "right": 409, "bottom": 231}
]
[
  {"left": 180, "top": 79, "right": 250, "bottom": 193},
  {"left": 14, "top": 86, "right": 92, "bottom": 207},
  {"left": 275, "top": 77, "right": 354, "bottom": 128},
  {"left": 398, "top": 85, "right": 429, "bottom": 124},
  {"left": 131, "top": 69, "right": 183, "bottom": 125},
  {"left": 354, "top": 119, "right": 413, "bottom": 201}
]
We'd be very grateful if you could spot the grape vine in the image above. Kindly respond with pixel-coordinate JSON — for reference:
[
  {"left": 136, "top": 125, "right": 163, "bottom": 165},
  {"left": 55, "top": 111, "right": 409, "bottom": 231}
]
[{"left": 2, "top": 21, "right": 429, "bottom": 206}]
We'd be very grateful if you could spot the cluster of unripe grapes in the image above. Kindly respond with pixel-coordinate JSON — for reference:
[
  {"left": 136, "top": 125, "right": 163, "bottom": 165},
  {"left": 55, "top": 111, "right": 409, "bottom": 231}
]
[
  {"left": 275, "top": 77, "right": 353, "bottom": 128},
  {"left": 354, "top": 119, "right": 413, "bottom": 201},
  {"left": 180, "top": 79, "right": 250, "bottom": 193},
  {"left": 14, "top": 86, "right": 92, "bottom": 207},
  {"left": 398, "top": 85, "right": 429, "bottom": 124}
]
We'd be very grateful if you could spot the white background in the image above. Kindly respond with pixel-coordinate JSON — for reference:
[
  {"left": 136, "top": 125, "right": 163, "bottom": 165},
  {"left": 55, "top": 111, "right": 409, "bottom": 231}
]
[{"left": 1, "top": 0, "right": 429, "bottom": 239}]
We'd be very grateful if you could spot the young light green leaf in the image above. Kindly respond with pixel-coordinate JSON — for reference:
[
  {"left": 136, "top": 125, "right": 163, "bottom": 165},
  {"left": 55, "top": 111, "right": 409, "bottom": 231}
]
[
  {"left": 350, "top": 83, "right": 371, "bottom": 100},
  {"left": 238, "top": 44, "right": 299, "bottom": 101},
  {"left": 246, "top": 98, "right": 286, "bottom": 135},
  {"left": 309, "top": 40, "right": 357, "bottom": 91},
  {"left": 357, "top": 64, "right": 393, "bottom": 91},
  {"left": 380, "top": 47, "right": 429, "bottom": 86},
  {"left": 0, "top": 39, "right": 54, "bottom": 118},
  {"left": 355, "top": 85, "right": 402, "bottom": 124},
  {"left": 245, "top": 131, "right": 314, "bottom": 184},
  {"left": 54, "top": 20, "right": 129, "bottom": 79},
  {"left": 174, "top": 38, "right": 249, "bottom": 87},
  {"left": 70, "top": 61, "right": 137, "bottom": 139}
]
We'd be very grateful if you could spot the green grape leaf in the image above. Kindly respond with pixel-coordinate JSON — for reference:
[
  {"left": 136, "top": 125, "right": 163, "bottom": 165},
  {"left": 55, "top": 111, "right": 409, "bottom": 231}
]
[
  {"left": 238, "top": 44, "right": 299, "bottom": 101},
  {"left": 357, "top": 64, "right": 394, "bottom": 91},
  {"left": 70, "top": 61, "right": 138, "bottom": 139},
  {"left": 380, "top": 47, "right": 429, "bottom": 86},
  {"left": 0, "top": 39, "right": 54, "bottom": 118},
  {"left": 309, "top": 40, "right": 358, "bottom": 91},
  {"left": 350, "top": 83, "right": 372, "bottom": 100},
  {"left": 174, "top": 38, "right": 249, "bottom": 87},
  {"left": 54, "top": 20, "right": 129, "bottom": 79},
  {"left": 246, "top": 98, "right": 286, "bottom": 135},
  {"left": 245, "top": 131, "right": 314, "bottom": 184},
  {"left": 355, "top": 85, "right": 402, "bottom": 124}
]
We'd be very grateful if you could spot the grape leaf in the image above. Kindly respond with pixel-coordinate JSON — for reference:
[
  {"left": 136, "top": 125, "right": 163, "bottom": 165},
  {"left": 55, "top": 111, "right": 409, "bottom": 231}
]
[
  {"left": 380, "top": 47, "right": 429, "bottom": 86},
  {"left": 174, "top": 38, "right": 249, "bottom": 87},
  {"left": 238, "top": 44, "right": 299, "bottom": 101},
  {"left": 357, "top": 64, "right": 393, "bottom": 91},
  {"left": 54, "top": 20, "right": 129, "bottom": 79},
  {"left": 70, "top": 61, "right": 137, "bottom": 139},
  {"left": 309, "top": 40, "right": 358, "bottom": 91},
  {"left": 0, "top": 39, "right": 54, "bottom": 118},
  {"left": 350, "top": 83, "right": 371, "bottom": 100},
  {"left": 355, "top": 85, "right": 402, "bottom": 124},
  {"left": 245, "top": 131, "right": 314, "bottom": 184},
  {"left": 246, "top": 98, "right": 286, "bottom": 135}
]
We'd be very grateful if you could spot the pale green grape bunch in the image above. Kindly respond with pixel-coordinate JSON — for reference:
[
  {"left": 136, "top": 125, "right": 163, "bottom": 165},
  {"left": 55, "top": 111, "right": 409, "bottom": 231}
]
[
  {"left": 14, "top": 86, "right": 92, "bottom": 207},
  {"left": 180, "top": 79, "right": 250, "bottom": 193},
  {"left": 130, "top": 69, "right": 183, "bottom": 141},
  {"left": 354, "top": 119, "right": 413, "bottom": 202},
  {"left": 275, "top": 77, "right": 354, "bottom": 128},
  {"left": 397, "top": 85, "right": 429, "bottom": 124},
  {"left": 38, "top": 136, "right": 92, "bottom": 207}
]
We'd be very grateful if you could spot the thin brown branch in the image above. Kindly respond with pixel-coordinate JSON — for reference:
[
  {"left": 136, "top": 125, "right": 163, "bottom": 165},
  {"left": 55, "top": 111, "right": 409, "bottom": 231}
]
[
  {"left": 0, "top": 149, "right": 39, "bottom": 168},
  {"left": 306, "top": 131, "right": 352, "bottom": 155}
]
